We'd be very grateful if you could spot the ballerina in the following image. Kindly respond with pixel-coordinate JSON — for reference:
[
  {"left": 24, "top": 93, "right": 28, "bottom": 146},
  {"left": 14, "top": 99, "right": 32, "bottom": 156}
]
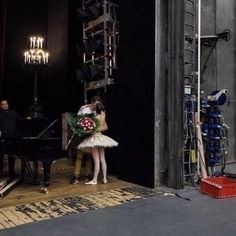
[{"left": 77, "top": 101, "right": 118, "bottom": 185}]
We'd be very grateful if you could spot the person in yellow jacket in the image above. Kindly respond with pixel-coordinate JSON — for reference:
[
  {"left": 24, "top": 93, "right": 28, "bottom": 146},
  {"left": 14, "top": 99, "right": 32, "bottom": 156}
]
[{"left": 70, "top": 96, "right": 103, "bottom": 184}]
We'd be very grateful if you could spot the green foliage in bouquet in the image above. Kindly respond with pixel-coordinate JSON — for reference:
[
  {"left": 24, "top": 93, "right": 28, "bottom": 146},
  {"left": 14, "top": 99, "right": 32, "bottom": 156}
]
[{"left": 65, "top": 112, "right": 99, "bottom": 137}]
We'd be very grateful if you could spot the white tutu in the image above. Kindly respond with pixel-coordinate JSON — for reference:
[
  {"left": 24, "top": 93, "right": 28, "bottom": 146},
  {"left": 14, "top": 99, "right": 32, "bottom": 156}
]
[{"left": 78, "top": 132, "right": 118, "bottom": 150}]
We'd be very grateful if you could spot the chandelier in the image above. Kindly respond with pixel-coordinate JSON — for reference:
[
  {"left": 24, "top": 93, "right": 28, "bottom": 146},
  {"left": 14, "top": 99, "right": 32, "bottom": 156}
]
[{"left": 24, "top": 36, "right": 49, "bottom": 64}]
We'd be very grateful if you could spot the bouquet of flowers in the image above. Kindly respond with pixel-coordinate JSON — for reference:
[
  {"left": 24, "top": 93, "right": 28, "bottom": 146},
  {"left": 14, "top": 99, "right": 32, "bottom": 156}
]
[{"left": 66, "top": 112, "right": 99, "bottom": 137}]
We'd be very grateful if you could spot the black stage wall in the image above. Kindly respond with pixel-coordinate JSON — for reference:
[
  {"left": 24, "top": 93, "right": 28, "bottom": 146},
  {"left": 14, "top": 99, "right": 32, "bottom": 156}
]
[
  {"left": 2, "top": 0, "right": 78, "bottom": 116},
  {"left": 0, "top": 0, "right": 8, "bottom": 93},
  {"left": 3, "top": 0, "right": 47, "bottom": 114},
  {"left": 117, "top": 0, "right": 156, "bottom": 187},
  {"left": 45, "top": 0, "right": 69, "bottom": 114}
]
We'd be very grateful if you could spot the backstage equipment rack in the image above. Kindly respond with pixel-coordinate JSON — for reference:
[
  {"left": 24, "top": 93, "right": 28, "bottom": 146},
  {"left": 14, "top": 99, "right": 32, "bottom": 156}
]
[
  {"left": 201, "top": 90, "right": 229, "bottom": 176},
  {"left": 183, "top": 0, "right": 232, "bottom": 184},
  {"left": 81, "top": 0, "right": 119, "bottom": 103}
]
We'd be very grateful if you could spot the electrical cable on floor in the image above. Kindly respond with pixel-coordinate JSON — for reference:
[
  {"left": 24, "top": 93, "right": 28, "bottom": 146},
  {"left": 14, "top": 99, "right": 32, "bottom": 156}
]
[
  {"left": 163, "top": 192, "right": 191, "bottom": 201},
  {"left": 174, "top": 193, "right": 191, "bottom": 201}
]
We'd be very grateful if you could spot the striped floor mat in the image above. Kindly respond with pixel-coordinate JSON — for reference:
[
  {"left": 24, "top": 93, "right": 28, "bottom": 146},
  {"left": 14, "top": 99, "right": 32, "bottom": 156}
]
[{"left": 0, "top": 186, "right": 161, "bottom": 230}]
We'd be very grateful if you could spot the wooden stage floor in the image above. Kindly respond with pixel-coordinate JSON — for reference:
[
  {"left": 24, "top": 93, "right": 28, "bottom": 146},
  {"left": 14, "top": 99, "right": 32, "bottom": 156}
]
[
  {"left": 1, "top": 158, "right": 134, "bottom": 208},
  {"left": 0, "top": 158, "right": 159, "bottom": 230}
]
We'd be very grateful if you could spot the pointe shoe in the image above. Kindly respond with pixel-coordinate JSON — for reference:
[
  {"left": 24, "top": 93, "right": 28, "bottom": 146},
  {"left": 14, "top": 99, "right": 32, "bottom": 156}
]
[
  {"left": 85, "top": 180, "right": 97, "bottom": 185},
  {"left": 103, "top": 180, "right": 108, "bottom": 184}
]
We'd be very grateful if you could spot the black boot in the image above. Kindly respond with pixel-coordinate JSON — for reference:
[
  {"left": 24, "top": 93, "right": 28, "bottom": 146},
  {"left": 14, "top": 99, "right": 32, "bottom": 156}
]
[
  {"left": 0, "top": 155, "right": 3, "bottom": 178},
  {"left": 8, "top": 155, "right": 16, "bottom": 179}
]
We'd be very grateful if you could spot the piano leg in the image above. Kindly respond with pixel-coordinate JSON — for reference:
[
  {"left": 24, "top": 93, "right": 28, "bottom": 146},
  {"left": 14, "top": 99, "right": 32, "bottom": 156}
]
[
  {"left": 40, "top": 160, "right": 55, "bottom": 194},
  {"left": 33, "top": 161, "right": 39, "bottom": 184},
  {"left": 0, "top": 155, "right": 3, "bottom": 177},
  {"left": 21, "top": 159, "right": 26, "bottom": 177},
  {"left": 41, "top": 160, "right": 54, "bottom": 187},
  {"left": 21, "top": 160, "right": 40, "bottom": 185}
]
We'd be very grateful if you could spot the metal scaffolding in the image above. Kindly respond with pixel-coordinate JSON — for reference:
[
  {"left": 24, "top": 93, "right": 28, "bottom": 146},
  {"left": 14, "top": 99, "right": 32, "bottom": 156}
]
[{"left": 81, "top": 0, "right": 119, "bottom": 103}]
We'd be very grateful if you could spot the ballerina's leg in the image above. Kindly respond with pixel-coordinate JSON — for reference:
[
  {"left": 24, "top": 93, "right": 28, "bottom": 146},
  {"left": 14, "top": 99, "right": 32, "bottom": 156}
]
[
  {"left": 85, "top": 147, "right": 100, "bottom": 185},
  {"left": 99, "top": 147, "right": 107, "bottom": 184}
]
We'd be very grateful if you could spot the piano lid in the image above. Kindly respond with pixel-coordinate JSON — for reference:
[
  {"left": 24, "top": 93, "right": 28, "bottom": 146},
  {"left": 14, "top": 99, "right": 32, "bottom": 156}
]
[{"left": 18, "top": 117, "right": 62, "bottom": 139}]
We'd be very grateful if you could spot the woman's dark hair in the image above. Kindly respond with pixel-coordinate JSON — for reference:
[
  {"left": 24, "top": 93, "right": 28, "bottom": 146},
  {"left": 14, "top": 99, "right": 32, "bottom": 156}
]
[
  {"left": 91, "top": 95, "right": 103, "bottom": 104},
  {"left": 96, "top": 103, "right": 105, "bottom": 114}
]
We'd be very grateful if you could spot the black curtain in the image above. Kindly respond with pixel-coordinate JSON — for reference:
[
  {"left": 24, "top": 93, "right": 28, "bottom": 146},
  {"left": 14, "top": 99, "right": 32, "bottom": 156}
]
[
  {"left": 3, "top": 0, "right": 70, "bottom": 116},
  {"left": 0, "top": 0, "right": 7, "bottom": 94},
  {"left": 117, "top": 0, "right": 155, "bottom": 187}
]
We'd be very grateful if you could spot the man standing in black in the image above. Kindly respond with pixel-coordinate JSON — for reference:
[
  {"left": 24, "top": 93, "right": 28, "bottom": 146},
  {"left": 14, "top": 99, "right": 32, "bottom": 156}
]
[{"left": 0, "top": 100, "right": 20, "bottom": 178}]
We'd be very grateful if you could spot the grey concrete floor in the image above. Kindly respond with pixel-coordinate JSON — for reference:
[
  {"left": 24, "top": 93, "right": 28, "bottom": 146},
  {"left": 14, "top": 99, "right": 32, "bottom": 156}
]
[
  {"left": 1, "top": 186, "right": 236, "bottom": 236},
  {"left": 224, "top": 162, "right": 236, "bottom": 174}
]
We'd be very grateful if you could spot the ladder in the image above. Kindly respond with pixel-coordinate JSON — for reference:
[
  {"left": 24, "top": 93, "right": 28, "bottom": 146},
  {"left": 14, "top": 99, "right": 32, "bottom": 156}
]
[
  {"left": 184, "top": 0, "right": 196, "bottom": 87},
  {"left": 183, "top": 0, "right": 198, "bottom": 185}
]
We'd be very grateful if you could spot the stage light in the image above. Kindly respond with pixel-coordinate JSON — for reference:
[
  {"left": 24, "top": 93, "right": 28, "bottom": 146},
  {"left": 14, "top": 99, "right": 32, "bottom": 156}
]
[
  {"left": 84, "top": 40, "right": 91, "bottom": 54},
  {"left": 76, "top": 45, "right": 83, "bottom": 57},
  {"left": 88, "top": 2, "right": 103, "bottom": 18},
  {"left": 76, "top": 65, "right": 90, "bottom": 82},
  {"left": 89, "top": 64, "right": 104, "bottom": 80},
  {"left": 76, "top": 69, "right": 85, "bottom": 82},
  {"left": 90, "top": 38, "right": 104, "bottom": 52},
  {"left": 84, "top": 0, "right": 94, "bottom": 5},
  {"left": 77, "top": 64, "right": 103, "bottom": 82},
  {"left": 76, "top": 8, "right": 94, "bottom": 22},
  {"left": 84, "top": 37, "right": 104, "bottom": 54},
  {"left": 76, "top": 1, "right": 103, "bottom": 23}
]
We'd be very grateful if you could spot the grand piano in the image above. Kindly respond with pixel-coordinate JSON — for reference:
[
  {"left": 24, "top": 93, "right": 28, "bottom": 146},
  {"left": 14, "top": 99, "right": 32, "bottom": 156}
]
[{"left": 18, "top": 116, "right": 67, "bottom": 192}]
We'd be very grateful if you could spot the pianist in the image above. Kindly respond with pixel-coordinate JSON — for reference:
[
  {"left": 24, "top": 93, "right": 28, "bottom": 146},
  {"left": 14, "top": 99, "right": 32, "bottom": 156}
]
[{"left": 0, "top": 100, "right": 21, "bottom": 179}]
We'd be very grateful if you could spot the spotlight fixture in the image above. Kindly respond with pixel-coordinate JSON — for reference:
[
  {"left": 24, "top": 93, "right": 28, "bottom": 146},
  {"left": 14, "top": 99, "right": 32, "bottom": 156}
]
[
  {"left": 76, "top": 69, "right": 85, "bottom": 82},
  {"left": 76, "top": 65, "right": 90, "bottom": 82},
  {"left": 88, "top": 2, "right": 103, "bottom": 18},
  {"left": 84, "top": 37, "right": 104, "bottom": 54},
  {"left": 76, "top": 45, "right": 83, "bottom": 57},
  {"left": 89, "top": 64, "right": 104, "bottom": 80},
  {"left": 76, "top": 8, "right": 94, "bottom": 22},
  {"left": 76, "top": 1, "right": 103, "bottom": 23}
]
